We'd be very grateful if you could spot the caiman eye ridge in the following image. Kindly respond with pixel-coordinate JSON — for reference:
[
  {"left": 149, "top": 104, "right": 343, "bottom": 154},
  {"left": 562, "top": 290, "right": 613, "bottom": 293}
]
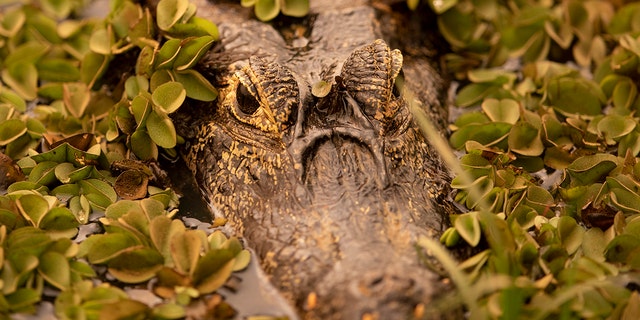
[{"left": 236, "top": 82, "right": 261, "bottom": 115}]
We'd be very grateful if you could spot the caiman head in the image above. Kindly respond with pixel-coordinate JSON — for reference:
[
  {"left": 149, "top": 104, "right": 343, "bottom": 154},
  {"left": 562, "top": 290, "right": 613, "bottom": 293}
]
[{"left": 186, "top": 39, "right": 451, "bottom": 319}]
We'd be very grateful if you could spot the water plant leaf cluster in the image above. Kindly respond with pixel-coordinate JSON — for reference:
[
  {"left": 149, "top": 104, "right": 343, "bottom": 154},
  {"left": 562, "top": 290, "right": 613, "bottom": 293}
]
[
  {"left": 420, "top": 0, "right": 640, "bottom": 318},
  {"left": 0, "top": 0, "right": 251, "bottom": 318},
  {"left": 240, "top": 0, "right": 310, "bottom": 21}
]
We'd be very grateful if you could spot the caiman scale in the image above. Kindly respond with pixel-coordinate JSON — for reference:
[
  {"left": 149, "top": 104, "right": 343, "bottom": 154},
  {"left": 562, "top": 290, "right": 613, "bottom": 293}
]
[{"left": 178, "top": 1, "right": 456, "bottom": 318}]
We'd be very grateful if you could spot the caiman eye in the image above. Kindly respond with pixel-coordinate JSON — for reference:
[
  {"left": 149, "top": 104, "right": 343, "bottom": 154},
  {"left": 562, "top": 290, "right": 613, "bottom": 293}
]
[
  {"left": 237, "top": 82, "right": 261, "bottom": 115},
  {"left": 224, "top": 57, "right": 299, "bottom": 136}
]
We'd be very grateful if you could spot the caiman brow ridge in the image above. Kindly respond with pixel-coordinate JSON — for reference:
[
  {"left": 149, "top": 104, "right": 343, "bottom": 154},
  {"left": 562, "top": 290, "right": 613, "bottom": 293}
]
[{"left": 181, "top": 2, "right": 458, "bottom": 319}]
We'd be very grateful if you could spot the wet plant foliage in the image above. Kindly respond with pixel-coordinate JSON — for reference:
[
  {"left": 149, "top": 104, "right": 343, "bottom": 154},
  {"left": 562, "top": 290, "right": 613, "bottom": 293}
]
[
  {"left": 412, "top": 0, "right": 640, "bottom": 318},
  {"left": 3, "top": 0, "right": 640, "bottom": 318},
  {"left": 0, "top": 0, "right": 248, "bottom": 318}
]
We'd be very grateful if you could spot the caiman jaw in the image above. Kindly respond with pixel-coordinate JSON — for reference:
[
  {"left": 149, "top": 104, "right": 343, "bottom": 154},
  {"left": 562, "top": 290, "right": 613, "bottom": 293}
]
[{"left": 289, "top": 91, "right": 390, "bottom": 195}]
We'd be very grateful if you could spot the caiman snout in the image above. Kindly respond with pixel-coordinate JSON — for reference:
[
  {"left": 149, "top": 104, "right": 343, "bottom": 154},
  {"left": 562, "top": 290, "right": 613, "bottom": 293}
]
[
  {"left": 306, "top": 243, "right": 436, "bottom": 320},
  {"left": 187, "top": 36, "right": 449, "bottom": 319}
]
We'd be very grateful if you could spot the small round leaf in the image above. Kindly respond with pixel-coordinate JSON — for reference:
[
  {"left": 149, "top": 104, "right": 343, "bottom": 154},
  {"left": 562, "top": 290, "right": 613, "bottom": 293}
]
[
  {"left": 151, "top": 82, "right": 186, "bottom": 114},
  {"left": 146, "top": 111, "right": 177, "bottom": 148}
]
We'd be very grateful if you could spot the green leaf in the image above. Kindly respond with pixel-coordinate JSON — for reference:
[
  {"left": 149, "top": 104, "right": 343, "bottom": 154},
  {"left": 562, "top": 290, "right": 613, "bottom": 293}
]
[
  {"left": 151, "top": 82, "right": 186, "bottom": 114},
  {"left": 192, "top": 249, "right": 236, "bottom": 294},
  {"left": 437, "top": 6, "right": 476, "bottom": 49},
  {"left": 89, "top": 27, "right": 113, "bottom": 55},
  {"left": 125, "top": 76, "right": 150, "bottom": 99},
  {"left": 189, "top": 16, "right": 219, "bottom": 38},
  {"left": 63, "top": 82, "right": 90, "bottom": 118},
  {"left": 524, "top": 185, "right": 554, "bottom": 216},
  {"left": 152, "top": 303, "right": 186, "bottom": 319},
  {"left": 173, "top": 70, "right": 218, "bottom": 101},
  {"left": 0, "top": 119, "right": 27, "bottom": 146},
  {"left": 254, "top": 0, "right": 281, "bottom": 21},
  {"left": 69, "top": 195, "right": 91, "bottom": 224},
  {"left": 36, "top": 58, "right": 81, "bottom": 82},
  {"left": 455, "top": 83, "right": 496, "bottom": 107},
  {"left": 146, "top": 111, "right": 177, "bottom": 148},
  {"left": 508, "top": 121, "right": 544, "bottom": 156},
  {"left": 232, "top": 249, "right": 250, "bottom": 271},
  {"left": 150, "top": 217, "right": 185, "bottom": 266},
  {"left": 28, "top": 161, "right": 58, "bottom": 186},
  {"left": 241, "top": 0, "right": 256, "bottom": 7},
  {"left": 173, "top": 36, "right": 215, "bottom": 70},
  {"left": 39, "top": 207, "right": 79, "bottom": 236},
  {"left": 99, "top": 299, "right": 150, "bottom": 320},
  {"left": 312, "top": 80, "right": 332, "bottom": 98},
  {"left": 605, "top": 234, "right": 640, "bottom": 263},
  {"left": 81, "top": 52, "right": 110, "bottom": 88},
  {"left": 450, "top": 122, "right": 511, "bottom": 149},
  {"left": 0, "top": 88, "right": 27, "bottom": 112},
  {"left": 155, "top": 39, "right": 182, "bottom": 70},
  {"left": 481, "top": 98, "right": 520, "bottom": 124},
  {"left": 546, "top": 78, "right": 603, "bottom": 116},
  {"left": 38, "top": 251, "right": 71, "bottom": 290},
  {"left": 55, "top": 162, "right": 89, "bottom": 184},
  {"left": 40, "top": 0, "right": 73, "bottom": 18},
  {"left": 105, "top": 200, "right": 141, "bottom": 220},
  {"left": 69, "top": 260, "right": 97, "bottom": 278},
  {"left": 597, "top": 114, "right": 636, "bottom": 144},
  {"left": 157, "top": 0, "right": 190, "bottom": 31},
  {"left": 440, "top": 227, "right": 461, "bottom": 247},
  {"left": 454, "top": 212, "right": 481, "bottom": 246},
  {"left": 31, "top": 142, "right": 104, "bottom": 168},
  {"left": 610, "top": 188, "right": 640, "bottom": 215},
  {"left": 557, "top": 216, "right": 584, "bottom": 255},
  {"left": 131, "top": 95, "right": 153, "bottom": 127},
  {"left": 16, "top": 194, "right": 50, "bottom": 227},
  {"left": 0, "top": 7, "right": 25, "bottom": 37},
  {"left": 4, "top": 42, "right": 49, "bottom": 67},
  {"left": 136, "top": 45, "right": 155, "bottom": 77},
  {"left": 6, "top": 227, "right": 52, "bottom": 258},
  {"left": 84, "top": 233, "right": 141, "bottom": 264},
  {"left": 170, "top": 229, "right": 203, "bottom": 276},
  {"left": 544, "top": 19, "right": 573, "bottom": 49},
  {"left": 5, "top": 288, "right": 40, "bottom": 312},
  {"left": 131, "top": 130, "right": 158, "bottom": 160},
  {"left": 610, "top": 47, "right": 639, "bottom": 76},
  {"left": 567, "top": 154, "right": 618, "bottom": 186},
  {"left": 79, "top": 179, "right": 117, "bottom": 210},
  {"left": 110, "top": 0, "right": 144, "bottom": 38},
  {"left": 467, "top": 69, "right": 516, "bottom": 85},
  {"left": 612, "top": 79, "right": 638, "bottom": 110},
  {"left": 107, "top": 247, "right": 164, "bottom": 283},
  {"left": 2, "top": 62, "right": 38, "bottom": 100},
  {"left": 281, "top": 0, "right": 309, "bottom": 17}
]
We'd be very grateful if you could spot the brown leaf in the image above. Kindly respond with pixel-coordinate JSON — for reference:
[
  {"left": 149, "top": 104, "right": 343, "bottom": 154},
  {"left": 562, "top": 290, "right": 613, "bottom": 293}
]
[
  {"left": 0, "top": 152, "right": 25, "bottom": 192},
  {"left": 114, "top": 169, "right": 149, "bottom": 200}
]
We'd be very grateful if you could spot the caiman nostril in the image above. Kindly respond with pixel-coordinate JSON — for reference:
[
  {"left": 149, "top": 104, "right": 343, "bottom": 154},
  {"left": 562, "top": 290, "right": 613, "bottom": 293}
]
[{"left": 356, "top": 271, "right": 417, "bottom": 298}]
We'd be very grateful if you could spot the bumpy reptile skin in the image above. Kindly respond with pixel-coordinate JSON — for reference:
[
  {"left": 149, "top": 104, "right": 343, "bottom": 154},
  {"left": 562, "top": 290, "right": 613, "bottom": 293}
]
[{"left": 181, "top": 2, "right": 455, "bottom": 319}]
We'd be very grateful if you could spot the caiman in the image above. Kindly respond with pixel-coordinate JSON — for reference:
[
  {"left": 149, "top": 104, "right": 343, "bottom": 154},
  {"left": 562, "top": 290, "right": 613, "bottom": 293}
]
[{"left": 176, "top": 0, "right": 457, "bottom": 318}]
